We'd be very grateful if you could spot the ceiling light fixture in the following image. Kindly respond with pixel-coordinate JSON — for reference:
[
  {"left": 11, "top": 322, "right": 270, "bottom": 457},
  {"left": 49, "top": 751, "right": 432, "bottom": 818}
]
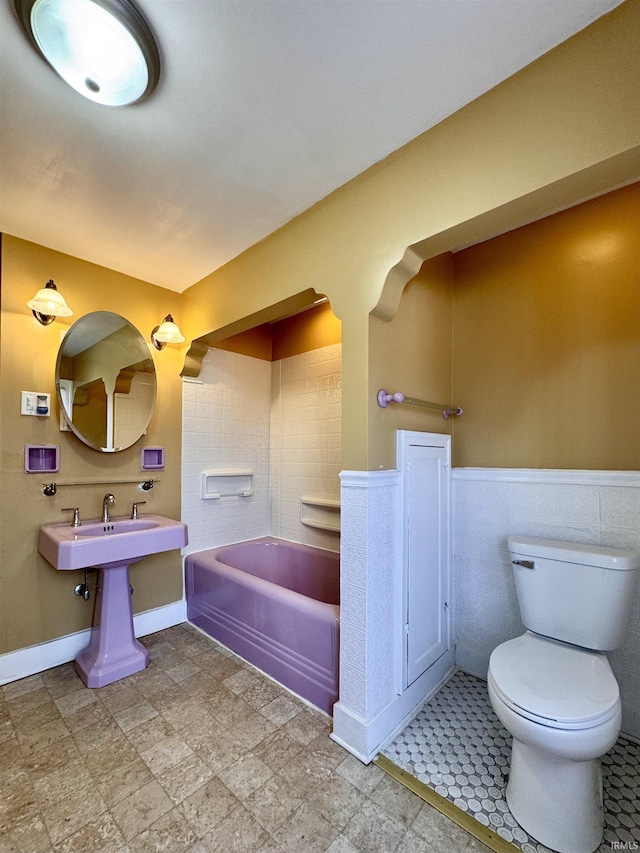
[
  {"left": 27, "top": 279, "right": 73, "bottom": 325},
  {"left": 11, "top": 0, "right": 160, "bottom": 106},
  {"left": 151, "top": 315, "right": 185, "bottom": 350}
]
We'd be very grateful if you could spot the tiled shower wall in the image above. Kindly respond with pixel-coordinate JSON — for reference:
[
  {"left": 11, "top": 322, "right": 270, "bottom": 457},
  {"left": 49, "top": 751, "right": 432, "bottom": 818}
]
[
  {"left": 452, "top": 469, "right": 640, "bottom": 740},
  {"left": 182, "top": 344, "right": 341, "bottom": 556},
  {"left": 271, "top": 343, "right": 341, "bottom": 549},
  {"left": 182, "top": 349, "right": 271, "bottom": 555}
]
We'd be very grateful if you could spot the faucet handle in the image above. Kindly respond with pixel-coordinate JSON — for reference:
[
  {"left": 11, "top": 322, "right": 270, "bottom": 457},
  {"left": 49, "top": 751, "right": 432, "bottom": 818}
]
[
  {"left": 131, "top": 501, "right": 146, "bottom": 520},
  {"left": 62, "top": 507, "right": 81, "bottom": 527}
]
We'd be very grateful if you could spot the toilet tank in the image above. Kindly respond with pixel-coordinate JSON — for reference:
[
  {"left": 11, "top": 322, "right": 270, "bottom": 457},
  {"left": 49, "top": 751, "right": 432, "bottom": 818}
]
[{"left": 508, "top": 536, "right": 640, "bottom": 651}]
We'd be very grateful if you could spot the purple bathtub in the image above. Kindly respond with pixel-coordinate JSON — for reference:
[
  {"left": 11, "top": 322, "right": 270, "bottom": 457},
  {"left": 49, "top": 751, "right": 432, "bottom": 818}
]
[{"left": 185, "top": 537, "right": 340, "bottom": 714}]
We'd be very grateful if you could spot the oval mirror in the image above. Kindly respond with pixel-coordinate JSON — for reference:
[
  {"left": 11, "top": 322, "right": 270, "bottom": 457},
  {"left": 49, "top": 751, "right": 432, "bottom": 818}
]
[{"left": 56, "top": 311, "right": 156, "bottom": 452}]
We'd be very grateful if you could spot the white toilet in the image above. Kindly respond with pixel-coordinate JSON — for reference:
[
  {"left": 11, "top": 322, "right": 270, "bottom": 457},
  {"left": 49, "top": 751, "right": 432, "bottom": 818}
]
[{"left": 488, "top": 535, "right": 640, "bottom": 853}]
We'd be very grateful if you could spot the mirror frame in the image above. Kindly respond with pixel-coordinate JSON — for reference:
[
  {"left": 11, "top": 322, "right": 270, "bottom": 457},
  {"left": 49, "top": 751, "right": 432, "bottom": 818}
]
[{"left": 55, "top": 311, "right": 157, "bottom": 452}]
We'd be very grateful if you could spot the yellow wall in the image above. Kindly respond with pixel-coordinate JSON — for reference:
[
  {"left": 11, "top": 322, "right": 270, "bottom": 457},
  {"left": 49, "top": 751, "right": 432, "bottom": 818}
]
[
  {"left": 212, "top": 302, "right": 342, "bottom": 362},
  {"left": 272, "top": 302, "right": 341, "bottom": 361},
  {"left": 212, "top": 324, "right": 273, "bottom": 361},
  {"left": 369, "top": 254, "right": 454, "bottom": 465},
  {"left": 2, "top": 1, "right": 639, "bottom": 657},
  {"left": 451, "top": 183, "right": 640, "bottom": 469},
  {"left": 0, "top": 235, "right": 184, "bottom": 655},
  {"left": 182, "top": 1, "right": 640, "bottom": 470}
]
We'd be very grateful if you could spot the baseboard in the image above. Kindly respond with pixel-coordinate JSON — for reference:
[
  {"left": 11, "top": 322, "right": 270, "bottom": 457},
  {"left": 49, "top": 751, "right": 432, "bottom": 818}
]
[
  {"left": 0, "top": 599, "right": 186, "bottom": 685},
  {"left": 133, "top": 599, "right": 187, "bottom": 640},
  {"left": 331, "top": 650, "right": 456, "bottom": 764}
]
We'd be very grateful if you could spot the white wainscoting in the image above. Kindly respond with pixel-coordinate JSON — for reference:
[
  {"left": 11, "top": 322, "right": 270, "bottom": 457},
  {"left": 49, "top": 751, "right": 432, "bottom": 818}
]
[{"left": 332, "top": 469, "right": 456, "bottom": 763}]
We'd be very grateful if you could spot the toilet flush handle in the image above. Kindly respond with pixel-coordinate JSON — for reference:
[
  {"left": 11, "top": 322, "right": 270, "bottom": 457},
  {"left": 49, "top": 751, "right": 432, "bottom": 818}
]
[{"left": 512, "top": 559, "right": 535, "bottom": 569}]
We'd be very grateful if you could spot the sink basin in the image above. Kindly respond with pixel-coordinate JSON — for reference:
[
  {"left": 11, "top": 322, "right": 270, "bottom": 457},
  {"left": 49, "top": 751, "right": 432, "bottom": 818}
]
[
  {"left": 38, "top": 514, "right": 188, "bottom": 570},
  {"left": 74, "top": 519, "right": 159, "bottom": 537}
]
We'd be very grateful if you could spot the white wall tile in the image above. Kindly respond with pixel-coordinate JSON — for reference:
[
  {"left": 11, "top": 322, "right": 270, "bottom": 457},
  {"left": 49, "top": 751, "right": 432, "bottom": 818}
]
[
  {"left": 181, "top": 350, "right": 271, "bottom": 555},
  {"left": 270, "top": 345, "right": 341, "bottom": 551},
  {"left": 453, "top": 469, "right": 640, "bottom": 740},
  {"left": 182, "top": 344, "right": 341, "bottom": 556}
]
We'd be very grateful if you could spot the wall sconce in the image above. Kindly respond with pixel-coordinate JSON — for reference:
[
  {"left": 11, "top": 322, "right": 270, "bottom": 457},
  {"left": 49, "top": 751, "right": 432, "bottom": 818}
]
[
  {"left": 151, "top": 315, "right": 185, "bottom": 350},
  {"left": 11, "top": 0, "right": 160, "bottom": 107},
  {"left": 26, "top": 279, "right": 73, "bottom": 325}
]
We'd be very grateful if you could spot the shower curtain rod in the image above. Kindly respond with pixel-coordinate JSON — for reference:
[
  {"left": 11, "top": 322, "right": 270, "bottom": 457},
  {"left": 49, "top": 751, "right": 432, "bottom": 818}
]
[{"left": 377, "top": 389, "right": 463, "bottom": 420}]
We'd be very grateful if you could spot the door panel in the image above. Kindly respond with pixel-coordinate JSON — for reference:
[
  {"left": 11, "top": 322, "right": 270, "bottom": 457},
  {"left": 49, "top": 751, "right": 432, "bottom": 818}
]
[{"left": 398, "top": 434, "right": 450, "bottom": 689}]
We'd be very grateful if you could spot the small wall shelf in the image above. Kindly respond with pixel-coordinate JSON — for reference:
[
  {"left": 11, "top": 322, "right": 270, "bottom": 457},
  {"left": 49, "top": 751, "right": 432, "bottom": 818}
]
[
  {"left": 201, "top": 469, "right": 254, "bottom": 500},
  {"left": 300, "top": 496, "right": 341, "bottom": 532},
  {"left": 141, "top": 446, "right": 165, "bottom": 470},
  {"left": 25, "top": 445, "right": 60, "bottom": 474}
]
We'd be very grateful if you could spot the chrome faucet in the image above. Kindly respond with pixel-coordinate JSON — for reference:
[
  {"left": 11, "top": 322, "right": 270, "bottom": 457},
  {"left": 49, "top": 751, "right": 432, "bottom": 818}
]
[{"left": 102, "top": 493, "right": 115, "bottom": 523}]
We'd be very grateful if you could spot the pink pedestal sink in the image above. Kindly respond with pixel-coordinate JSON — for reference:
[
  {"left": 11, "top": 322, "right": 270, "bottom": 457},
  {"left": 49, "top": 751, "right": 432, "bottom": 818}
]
[
  {"left": 38, "top": 515, "right": 188, "bottom": 687},
  {"left": 75, "top": 560, "right": 150, "bottom": 687}
]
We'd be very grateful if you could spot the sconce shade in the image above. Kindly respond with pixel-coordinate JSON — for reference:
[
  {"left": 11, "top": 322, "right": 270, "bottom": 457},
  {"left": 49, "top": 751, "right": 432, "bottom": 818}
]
[
  {"left": 151, "top": 315, "right": 185, "bottom": 350},
  {"left": 12, "top": 0, "right": 160, "bottom": 106},
  {"left": 27, "top": 279, "right": 73, "bottom": 325}
]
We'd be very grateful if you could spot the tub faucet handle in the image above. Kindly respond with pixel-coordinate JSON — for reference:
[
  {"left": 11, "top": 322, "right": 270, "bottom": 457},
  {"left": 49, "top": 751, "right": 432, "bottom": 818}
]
[
  {"left": 62, "top": 507, "right": 81, "bottom": 527},
  {"left": 131, "top": 501, "right": 146, "bottom": 520}
]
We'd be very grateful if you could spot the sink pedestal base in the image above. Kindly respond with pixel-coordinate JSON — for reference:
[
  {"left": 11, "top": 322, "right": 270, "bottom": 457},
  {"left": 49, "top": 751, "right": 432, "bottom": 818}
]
[{"left": 75, "top": 561, "right": 149, "bottom": 688}]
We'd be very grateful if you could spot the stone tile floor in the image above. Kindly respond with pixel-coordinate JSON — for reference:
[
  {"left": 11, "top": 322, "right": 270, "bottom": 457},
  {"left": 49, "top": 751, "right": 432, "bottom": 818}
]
[{"left": 0, "top": 623, "right": 491, "bottom": 853}]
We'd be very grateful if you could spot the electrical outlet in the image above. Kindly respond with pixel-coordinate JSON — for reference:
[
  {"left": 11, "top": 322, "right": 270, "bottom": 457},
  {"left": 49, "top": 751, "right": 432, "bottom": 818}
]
[{"left": 21, "top": 391, "right": 51, "bottom": 416}]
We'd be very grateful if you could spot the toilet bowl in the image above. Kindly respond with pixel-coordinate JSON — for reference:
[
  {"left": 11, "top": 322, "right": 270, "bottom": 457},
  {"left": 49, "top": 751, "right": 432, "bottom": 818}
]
[
  {"left": 487, "top": 536, "right": 639, "bottom": 853},
  {"left": 488, "top": 632, "right": 621, "bottom": 853}
]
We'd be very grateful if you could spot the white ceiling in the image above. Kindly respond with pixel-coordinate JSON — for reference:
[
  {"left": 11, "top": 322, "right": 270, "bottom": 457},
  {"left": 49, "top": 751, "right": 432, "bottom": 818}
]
[{"left": 0, "top": 0, "right": 624, "bottom": 292}]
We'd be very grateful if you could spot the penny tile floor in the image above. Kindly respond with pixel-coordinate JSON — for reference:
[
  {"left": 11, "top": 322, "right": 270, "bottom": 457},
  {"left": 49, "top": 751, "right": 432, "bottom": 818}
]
[
  {"left": 0, "top": 624, "right": 491, "bottom": 853},
  {"left": 381, "top": 671, "right": 640, "bottom": 853}
]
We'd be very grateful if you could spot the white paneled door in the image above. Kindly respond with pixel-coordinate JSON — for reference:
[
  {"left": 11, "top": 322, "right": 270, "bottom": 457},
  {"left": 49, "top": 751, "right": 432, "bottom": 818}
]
[{"left": 398, "top": 431, "right": 451, "bottom": 689}]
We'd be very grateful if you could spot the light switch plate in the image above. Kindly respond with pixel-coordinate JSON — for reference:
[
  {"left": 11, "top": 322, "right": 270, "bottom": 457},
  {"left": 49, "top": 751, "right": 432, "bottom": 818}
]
[{"left": 21, "top": 391, "right": 51, "bottom": 416}]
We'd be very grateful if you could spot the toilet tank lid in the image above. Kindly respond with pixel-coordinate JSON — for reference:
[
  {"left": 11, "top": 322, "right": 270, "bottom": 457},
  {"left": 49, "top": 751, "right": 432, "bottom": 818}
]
[{"left": 508, "top": 536, "right": 640, "bottom": 571}]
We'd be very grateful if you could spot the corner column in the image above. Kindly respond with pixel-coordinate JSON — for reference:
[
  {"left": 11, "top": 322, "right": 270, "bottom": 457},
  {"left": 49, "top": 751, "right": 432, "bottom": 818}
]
[{"left": 331, "top": 469, "right": 402, "bottom": 762}]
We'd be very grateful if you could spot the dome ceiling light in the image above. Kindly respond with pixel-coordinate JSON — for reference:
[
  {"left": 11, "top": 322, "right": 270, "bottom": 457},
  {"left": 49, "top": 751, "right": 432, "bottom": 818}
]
[{"left": 11, "top": 0, "right": 160, "bottom": 106}]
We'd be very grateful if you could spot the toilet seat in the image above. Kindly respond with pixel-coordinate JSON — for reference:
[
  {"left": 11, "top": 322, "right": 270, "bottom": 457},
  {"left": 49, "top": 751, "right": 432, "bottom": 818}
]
[{"left": 489, "top": 632, "right": 619, "bottom": 730}]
